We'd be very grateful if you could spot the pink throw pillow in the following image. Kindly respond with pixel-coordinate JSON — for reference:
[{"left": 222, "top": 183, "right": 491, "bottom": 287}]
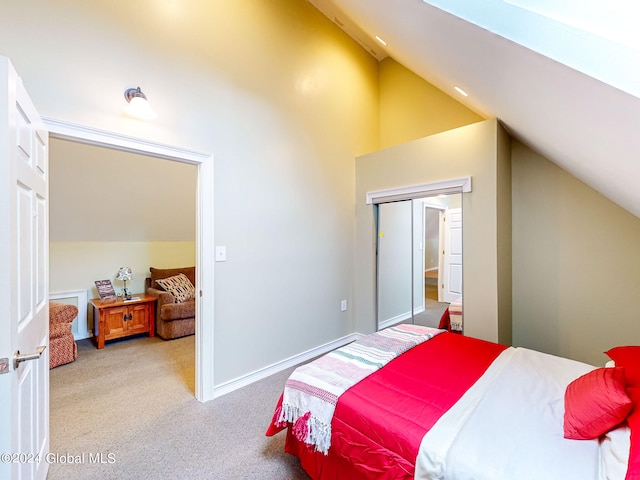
[
  {"left": 564, "top": 367, "right": 632, "bottom": 440},
  {"left": 606, "top": 346, "right": 640, "bottom": 388}
]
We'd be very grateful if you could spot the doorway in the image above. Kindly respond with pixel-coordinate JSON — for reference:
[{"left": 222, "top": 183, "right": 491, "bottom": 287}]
[{"left": 43, "top": 117, "right": 215, "bottom": 402}]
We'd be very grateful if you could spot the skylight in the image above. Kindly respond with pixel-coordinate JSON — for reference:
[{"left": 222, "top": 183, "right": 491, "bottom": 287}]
[
  {"left": 504, "top": 0, "right": 640, "bottom": 50},
  {"left": 422, "top": 0, "right": 640, "bottom": 99}
]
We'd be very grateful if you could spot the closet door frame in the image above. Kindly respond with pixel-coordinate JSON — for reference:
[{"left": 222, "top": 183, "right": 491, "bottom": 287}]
[{"left": 368, "top": 177, "right": 471, "bottom": 331}]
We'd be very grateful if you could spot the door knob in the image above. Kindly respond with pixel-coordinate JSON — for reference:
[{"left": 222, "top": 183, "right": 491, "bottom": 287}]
[{"left": 14, "top": 346, "right": 46, "bottom": 369}]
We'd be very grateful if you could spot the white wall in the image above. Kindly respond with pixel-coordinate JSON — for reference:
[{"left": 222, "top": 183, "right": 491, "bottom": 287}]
[{"left": 0, "top": 0, "right": 379, "bottom": 384}]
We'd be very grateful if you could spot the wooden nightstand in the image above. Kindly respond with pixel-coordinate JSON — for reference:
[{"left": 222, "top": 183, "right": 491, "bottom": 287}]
[{"left": 90, "top": 294, "right": 157, "bottom": 349}]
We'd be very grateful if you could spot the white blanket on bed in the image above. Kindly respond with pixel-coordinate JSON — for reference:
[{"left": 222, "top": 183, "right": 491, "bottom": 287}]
[{"left": 415, "top": 347, "right": 626, "bottom": 480}]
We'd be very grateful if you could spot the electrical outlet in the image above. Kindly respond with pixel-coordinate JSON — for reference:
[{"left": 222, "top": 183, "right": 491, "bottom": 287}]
[{"left": 340, "top": 300, "right": 347, "bottom": 312}]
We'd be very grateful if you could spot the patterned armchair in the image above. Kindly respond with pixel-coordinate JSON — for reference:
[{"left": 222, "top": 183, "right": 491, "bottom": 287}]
[{"left": 49, "top": 302, "right": 78, "bottom": 369}]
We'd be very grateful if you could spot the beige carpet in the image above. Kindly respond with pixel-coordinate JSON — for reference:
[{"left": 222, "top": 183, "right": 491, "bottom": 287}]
[{"left": 49, "top": 335, "right": 309, "bottom": 480}]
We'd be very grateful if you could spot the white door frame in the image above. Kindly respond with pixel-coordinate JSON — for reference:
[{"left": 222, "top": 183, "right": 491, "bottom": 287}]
[
  {"left": 422, "top": 201, "right": 447, "bottom": 302},
  {"left": 42, "top": 117, "right": 215, "bottom": 402},
  {"left": 443, "top": 207, "right": 463, "bottom": 303},
  {"left": 369, "top": 177, "right": 471, "bottom": 331}
]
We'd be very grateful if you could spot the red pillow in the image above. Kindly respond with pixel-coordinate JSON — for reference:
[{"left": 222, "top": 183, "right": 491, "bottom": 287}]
[
  {"left": 564, "top": 367, "right": 633, "bottom": 440},
  {"left": 606, "top": 347, "right": 640, "bottom": 387},
  {"left": 625, "top": 387, "right": 640, "bottom": 480}
]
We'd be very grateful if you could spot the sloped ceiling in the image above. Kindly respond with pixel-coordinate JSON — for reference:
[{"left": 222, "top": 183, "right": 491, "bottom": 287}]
[{"left": 311, "top": 0, "right": 640, "bottom": 219}]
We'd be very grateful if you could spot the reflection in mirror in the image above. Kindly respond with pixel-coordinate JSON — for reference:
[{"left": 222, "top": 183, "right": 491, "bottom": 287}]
[
  {"left": 376, "top": 194, "right": 462, "bottom": 331},
  {"left": 377, "top": 201, "right": 412, "bottom": 330}
]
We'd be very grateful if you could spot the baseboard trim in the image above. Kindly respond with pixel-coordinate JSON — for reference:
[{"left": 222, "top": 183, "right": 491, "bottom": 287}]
[
  {"left": 212, "top": 332, "right": 364, "bottom": 398},
  {"left": 378, "top": 306, "right": 426, "bottom": 330}
]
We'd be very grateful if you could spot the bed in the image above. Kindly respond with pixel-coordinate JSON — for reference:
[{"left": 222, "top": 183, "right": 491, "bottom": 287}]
[
  {"left": 266, "top": 325, "right": 639, "bottom": 480},
  {"left": 438, "top": 297, "right": 463, "bottom": 333}
]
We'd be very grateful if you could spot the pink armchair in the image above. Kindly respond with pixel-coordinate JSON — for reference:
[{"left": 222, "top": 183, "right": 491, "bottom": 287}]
[{"left": 49, "top": 302, "right": 78, "bottom": 369}]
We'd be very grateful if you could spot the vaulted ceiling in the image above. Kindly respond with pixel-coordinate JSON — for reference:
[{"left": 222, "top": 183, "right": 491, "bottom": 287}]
[{"left": 311, "top": 0, "right": 640, "bottom": 219}]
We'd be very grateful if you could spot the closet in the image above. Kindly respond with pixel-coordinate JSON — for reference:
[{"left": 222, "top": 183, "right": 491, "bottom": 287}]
[{"left": 376, "top": 194, "right": 462, "bottom": 330}]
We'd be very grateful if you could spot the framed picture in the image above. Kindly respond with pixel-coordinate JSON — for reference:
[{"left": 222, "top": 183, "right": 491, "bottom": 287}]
[{"left": 94, "top": 279, "right": 117, "bottom": 301}]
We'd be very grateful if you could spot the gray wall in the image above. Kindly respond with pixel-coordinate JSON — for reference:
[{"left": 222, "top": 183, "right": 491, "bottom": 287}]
[
  {"left": 512, "top": 140, "right": 640, "bottom": 366},
  {"left": 356, "top": 119, "right": 512, "bottom": 342},
  {"left": 424, "top": 207, "right": 440, "bottom": 271}
]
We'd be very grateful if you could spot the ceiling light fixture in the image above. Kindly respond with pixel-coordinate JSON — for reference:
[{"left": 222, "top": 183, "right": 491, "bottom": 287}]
[
  {"left": 123, "top": 86, "right": 158, "bottom": 120},
  {"left": 454, "top": 86, "right": 469, "bottom": 97},
  {"left": 375, "top": 35, "right": 388, "bottom": 46}
]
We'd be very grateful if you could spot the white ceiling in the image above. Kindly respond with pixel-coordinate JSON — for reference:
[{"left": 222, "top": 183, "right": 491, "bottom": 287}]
[{"left": 310, "top": 0, "right": 640, "bottom": 219}]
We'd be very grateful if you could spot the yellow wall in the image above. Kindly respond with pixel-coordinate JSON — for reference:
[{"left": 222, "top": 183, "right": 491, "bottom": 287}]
[
  {"left": 379, "top": 58, "right": 484, "bottom": 149},
  {"left": 10, "top": 0, "right": 622, "bottom": 383},
  {"left": 50, "top": 241, "right": 196, "bottom": 330},
  {"left": 0, "top": 0, "right": 379, "bottom": 383},
  {"left": 49, "top": 241, "right": 196, "bottom": 297}
]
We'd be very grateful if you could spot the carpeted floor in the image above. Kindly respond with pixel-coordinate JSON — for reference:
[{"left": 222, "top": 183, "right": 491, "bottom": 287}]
[
  {"left": 49, "top": 335, "right": 309, "bottom": 480},
  {"left": 412, "top": 297, "right": 448, "bottom": 328},
  {"left": 412, "top": 278, "right": 449, "bottom": 328}
]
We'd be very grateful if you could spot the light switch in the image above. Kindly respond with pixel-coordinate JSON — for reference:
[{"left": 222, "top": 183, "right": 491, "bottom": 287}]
[{"left": 215, "top": 246, "right": 227, "bottom": 262}]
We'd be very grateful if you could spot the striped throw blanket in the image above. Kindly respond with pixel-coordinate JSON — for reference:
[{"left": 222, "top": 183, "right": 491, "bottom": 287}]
[
  {"left": 275, "top": 324, "right": 443, "bottom": 454},
  {"left": 449, "top": 297, "right": 463, "bottom": 332}
]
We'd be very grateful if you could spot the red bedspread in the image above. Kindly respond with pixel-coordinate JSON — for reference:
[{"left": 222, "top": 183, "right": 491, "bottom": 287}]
[
  {"left": 626, "top": 388, "right": 640, "bottom": 480},
  {"left": 268, "top": 332, "right": 507, "bottom": 479}
]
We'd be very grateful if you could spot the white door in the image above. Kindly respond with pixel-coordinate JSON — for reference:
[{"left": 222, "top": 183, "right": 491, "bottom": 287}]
[
  {"left": 442, "top": 208, "right": 462, "bottom": 303},
  {"left": 0, "top": 57, "right": 50, "bottom": 480}
]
